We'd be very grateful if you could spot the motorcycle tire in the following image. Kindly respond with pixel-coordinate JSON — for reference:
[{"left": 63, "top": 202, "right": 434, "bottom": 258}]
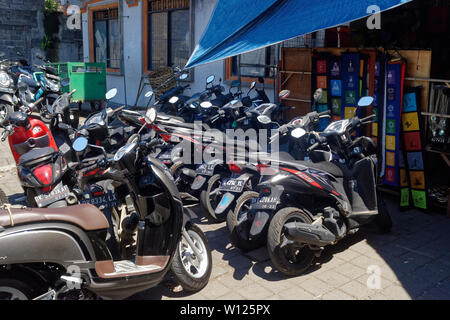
[
  {"left": 0, "top": 278, "right": 39, "bottom": 300},
  {"left": 267, "top": 207, "right": 315, "bottom": 276},
  {"left": 170, "top": 161, "right": 187, "bottom": 190},
  {"left": 0, "top": 103, "right": 13, "bottom": 127},
  {"left": 0, "top": 188, "right": 8, "bottom": 205},
  {"left": 227, "top": 191, "right": 266, "bottom": 252},
  {"left": 171, "top": 224, "right": 212, "bottom": 292},
  {"left": 374, "top": 196, "right": 392, "bottom": 234},
  {"left": 199, "top": 174, "right": 227, "bottom": 223}
]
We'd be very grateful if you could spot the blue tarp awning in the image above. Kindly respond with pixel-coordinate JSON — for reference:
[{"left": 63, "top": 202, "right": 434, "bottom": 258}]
[{"left": 185, "top": 0, "right": 411, "bottom": 69}]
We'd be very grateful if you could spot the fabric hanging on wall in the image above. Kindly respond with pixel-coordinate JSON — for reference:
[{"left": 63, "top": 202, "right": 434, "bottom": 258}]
[
  {"left": 311, "top": 53, "right": 330, "bottom": 131},
  {"left": 400, "top": 87, "right": 428, "bottom": 210},
  {"left": 328, "top": 55, "right": 343, "bottom": 122},
  {"left": 371, "top": 55, "right": 387, "bottom": 147},
  {"left": 382, "top": 60, "right": 406, "bottom": 187},
  {"left": 341, "top": 53, "right": 360, "bottom": 122}
]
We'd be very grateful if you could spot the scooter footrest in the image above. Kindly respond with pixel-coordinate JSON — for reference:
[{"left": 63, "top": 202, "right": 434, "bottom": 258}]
[{"left": 102, "top": 260, "right": 162, "bottom": 278}]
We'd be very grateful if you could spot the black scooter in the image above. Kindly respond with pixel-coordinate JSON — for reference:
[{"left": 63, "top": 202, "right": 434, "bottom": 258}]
[{"left": 249, "top": 96, "right": 392, "bottom": 276}]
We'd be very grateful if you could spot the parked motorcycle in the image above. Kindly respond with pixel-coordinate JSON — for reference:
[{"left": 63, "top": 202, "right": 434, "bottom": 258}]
[
  {"left": 0, "top": 108, "right": 212, "bottom": 300},
  {"left": 0, "top": 53, "right": 19, "bottom": 127},
  {"left": 192, "top": 90, "right": 293, "bottom": 223},
  {"left": 235, "top": 96, "right": 392, "bottom": 276}
]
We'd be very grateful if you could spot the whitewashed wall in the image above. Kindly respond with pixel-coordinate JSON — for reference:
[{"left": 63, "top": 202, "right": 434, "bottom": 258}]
[{"left": 81, "top": 0, "right": 279, "bottom": 107}]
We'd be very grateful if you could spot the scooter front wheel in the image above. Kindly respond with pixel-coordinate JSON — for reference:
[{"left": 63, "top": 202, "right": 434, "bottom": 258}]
[
  {"left": 0, "top": 103, "right": 13, "bottom": 127},
  {"left": 227, "top": 191, "right": 266, "bottom": 252},
  {"left": 267, "top": 207, "right": 315, "bottom": 276},
  {"left": 0, "top": 278, "right": 40, "bottom": 300},
  {"left": 200, "top": 174, "right": 227, "bottom": 223},
  {"left": 171, "top": 224, "right": 212, "bottom": 292}
]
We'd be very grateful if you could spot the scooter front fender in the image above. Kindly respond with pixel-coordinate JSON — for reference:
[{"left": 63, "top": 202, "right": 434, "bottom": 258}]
[
  {"left": 249, "top": 211, "right": 270, "bottom": 237},
  {"left": 215, "top": 192, "right": 235, "bottom": 215},
  {"left": 191, "top": 175, "right": 207, "bottom": 190}
]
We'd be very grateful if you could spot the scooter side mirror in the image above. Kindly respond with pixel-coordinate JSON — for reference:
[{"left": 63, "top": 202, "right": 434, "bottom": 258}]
[
  {"left": 179, "top": 73, "right": 188, "bottom": 80},
  {"left": 73, "top": 137, "right": 88, "bottom": 152},
  {"left": 169, "top": 96, "right": 179, "bottom": 104},
  {"left": 357, "top": 96, "right": 374, "bottom": 108},
  {"left": 145, "top": 108, "right": 157, "bottom": 124},
  {"left": 35, "top": 53, "right": 44, "bottom": 60},
  {"left": 200, "top": 101, "right": 213, "bottom": 109},
  {"left": 279, "top": 90, "right": 291, "bottom": 99},
  {"left": 257, "top": 115, "right": 271, "bottom": 125},
  {"left": 105, "top": 88, "right": 118, "bottom": 100},
  {"left": 206, "top": 75, "right": 215, "bottom": 85},
  {"left": 313, "top": 88, "right": 323, "bottom": 102},
  {"left": 291, "top": 128, "right": 306, "bottom": 139}
]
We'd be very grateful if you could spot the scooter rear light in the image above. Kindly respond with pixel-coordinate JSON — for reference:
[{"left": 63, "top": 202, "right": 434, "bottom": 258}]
[
  {"left": 261, "top": 188, "right": 271, "bottom": 196},
  {"left": 34, "top": 164, "right": 53, "bottom": 186},
  {"left": 228, "top": 163, "right": 242, "bottom": 173},
  {"left": 41, "top": 186, "right": 53, "bottom": 193}
]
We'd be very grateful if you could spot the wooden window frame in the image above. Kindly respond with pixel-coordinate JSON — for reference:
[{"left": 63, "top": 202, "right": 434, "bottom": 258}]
[
  {"left": 142, "top": 0, "right": 193, "bottom": 76},
  {"left": 225, "top": 51, "right": 276, "bottom": 85},
  {"left": 88, "top": 2, "right": 121, "bottom": 73}
]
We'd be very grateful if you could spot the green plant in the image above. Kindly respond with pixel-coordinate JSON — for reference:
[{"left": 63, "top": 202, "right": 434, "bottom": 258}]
[
  {"left": 41, "top": 35, "right": 52, "bottom": 51},
  {"left": 44, "top": 0, "right": 59, "bottom": 15}
]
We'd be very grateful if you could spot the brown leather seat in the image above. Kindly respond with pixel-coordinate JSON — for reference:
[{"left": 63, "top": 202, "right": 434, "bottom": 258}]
[{"left": 0, "top": 204, "right": 109, "bottom": 231}]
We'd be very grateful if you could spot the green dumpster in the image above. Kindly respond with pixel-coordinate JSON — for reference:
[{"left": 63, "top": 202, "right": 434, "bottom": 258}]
[{"left": 47, "top": 62, "right": 106, "bottom": 108}]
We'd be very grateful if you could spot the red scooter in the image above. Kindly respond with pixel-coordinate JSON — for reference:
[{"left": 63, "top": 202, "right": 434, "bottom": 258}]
[{"left": 1, "top": 92, "right": 78, "bottom": 208}]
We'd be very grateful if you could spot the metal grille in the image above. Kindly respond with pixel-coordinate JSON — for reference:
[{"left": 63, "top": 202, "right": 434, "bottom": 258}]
[{"left": 149, "top": 0, "right": 189, "bottom": 12}]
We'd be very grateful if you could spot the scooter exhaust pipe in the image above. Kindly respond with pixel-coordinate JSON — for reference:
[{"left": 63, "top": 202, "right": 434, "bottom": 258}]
[{"left": 284, "top": 221, "right": 336, "bottom": 247}]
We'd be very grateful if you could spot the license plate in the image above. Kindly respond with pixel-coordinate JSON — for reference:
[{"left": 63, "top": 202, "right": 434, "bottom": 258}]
[
  {"left": 80, "top": 192, "right": 119, "bottom": 209},
  {"left": 250, "top": 196, "right": 279, "bottom": 210},
  {"left": 195, "top": 164, "right": 215, "bottom": 176},
  {"left": 35, "top": 185, "right": 70, "bottom": 208},
  {"left": 219, "top": 179, "right": 245, "bottom": 192}
]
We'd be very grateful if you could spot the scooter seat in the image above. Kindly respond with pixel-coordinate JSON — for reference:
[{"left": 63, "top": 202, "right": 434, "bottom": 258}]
[
  {"left": 0, "top": 204, "right": 109, "bottom": 231},
  {"left": 18, "top": 147, "right": 57, "bottom": 168}
]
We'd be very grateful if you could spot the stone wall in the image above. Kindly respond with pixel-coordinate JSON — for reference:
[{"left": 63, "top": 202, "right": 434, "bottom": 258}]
[
  {"left": 0, "top": 0, "right": 83, "bottom": 64},
  {"left": 0, "top": 0, "right": 45, "bottom": 64}
]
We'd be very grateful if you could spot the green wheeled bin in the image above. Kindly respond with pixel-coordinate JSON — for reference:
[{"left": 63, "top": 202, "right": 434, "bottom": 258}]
[{"left": 48, "top": 62, "right": 107, "bottom": 111}]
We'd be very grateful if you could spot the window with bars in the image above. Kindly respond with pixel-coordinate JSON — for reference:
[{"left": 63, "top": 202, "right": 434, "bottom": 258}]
[
  {"left": 93, "top": 8, "right": 120, "bottom": 69},
  {"left": 231, "top": 46, "right": 278, "bottom": 78},
  {"left": 148, "top": 0, "right": 190, "bottom": 70}
]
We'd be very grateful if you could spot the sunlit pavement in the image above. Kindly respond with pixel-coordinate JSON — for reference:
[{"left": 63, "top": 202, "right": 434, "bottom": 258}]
[{"left": 1, "top": 129, "right": 450, "bottom": 300}]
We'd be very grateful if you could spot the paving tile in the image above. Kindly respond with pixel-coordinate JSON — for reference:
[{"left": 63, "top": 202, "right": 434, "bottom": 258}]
[
  {"left": 216, "top": 272, "right": 256, "bottom": 290},
  {"left": 238, "top": 283, "right": 277, "bottom": 300},
  {"left": 417, "top": 287, "right": 450, "bottom": 300},
  {"left": 316, "top": 269, "right": 352, "bottom": 288},
  {"left": 340, "top": 280, "right": 376, "bottom": 300},
  {"left": 320, "top": 289, "right": 355, "bottom": 300},
  {"left": 332, "top": 248, "right": 361, "bottom": 262},
  {"left": 277, "top": 286, "right": 315, "bottom": 300},
  {"left": 295, "top": 277, "right": 334, "bottom": 298},
  {"left": 216, "top": 291, "right": 246, "bottom": 300},
  {"left": 335, "top": 262, "right": 368, "bottom": 280},
  {"left": 381, "top": 284, "right": 412, "bottom": 300},
  {"left": 200, "top": 279, "right": 232, "bottom": 299}
]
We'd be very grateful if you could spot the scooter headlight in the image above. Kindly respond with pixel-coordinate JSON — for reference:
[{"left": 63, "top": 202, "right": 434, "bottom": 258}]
[{"left": 0, "top": 71, "right": 11, "bottom": 87}]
